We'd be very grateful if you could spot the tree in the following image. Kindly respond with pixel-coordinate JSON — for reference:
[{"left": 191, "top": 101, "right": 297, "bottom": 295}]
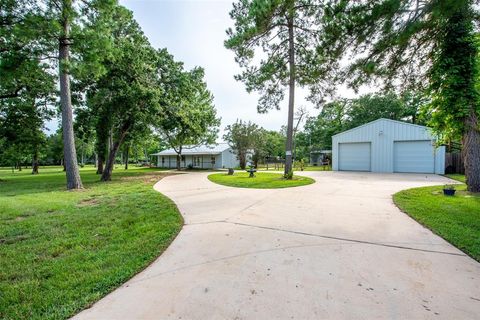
[
  {"left": 304, "top": 99, "right": 348, "bottom": 150},
  {"left": 56, "top": 0, "right": 84, "bottom": 188},
  {"left": 320, "top": 0, "right": 480, "bottom": 191},
  {"left": 225, "top": 0, "right": 328, "bottom": 177},
  {"left": 85, "top": 7, "right": 160, "bottom": 181},
  {"left": 303, "top": 92, "right": 423, "bottom": 152},
  {"left": 155, "top": 52, "right": 220, "bottom": 170},
  {"left": 0, "top": 0, "right": 56, "bottom": 173},
  {"left": 347, "top": 93, "right": 422, "bottom": 129},
  {"left": 223, "top": 120, "right": 261, "bottom": 169}
]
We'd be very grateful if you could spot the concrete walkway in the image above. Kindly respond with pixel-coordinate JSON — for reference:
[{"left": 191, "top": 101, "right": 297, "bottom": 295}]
[{"left": 74, "top": 171, "right": 480, "bottom": 320}]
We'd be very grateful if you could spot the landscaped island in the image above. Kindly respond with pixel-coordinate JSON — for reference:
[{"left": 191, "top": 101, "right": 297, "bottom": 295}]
[
  {"left": 207, "top": 172, "right": 315, "bottom": 189},
  {"left": 393, "top": 174, "right": 480, "bottom": 262},
  {"left": 0, "top": 166, "right": 183, "bottom": 319}
]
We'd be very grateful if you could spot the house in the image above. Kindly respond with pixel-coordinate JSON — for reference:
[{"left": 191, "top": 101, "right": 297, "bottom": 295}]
[
  {"left": 332, "top": 118, "right": 445, "bottom": 174},
  {"left": 151, "top": 143, "right": 239, "bottom": 169}
]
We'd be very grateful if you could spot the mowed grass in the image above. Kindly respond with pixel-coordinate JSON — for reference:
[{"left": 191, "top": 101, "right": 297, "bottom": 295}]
[
  {"left": 393, "top": 175, "right": 480, "bottom": 261},
  {"left": 208, "top": 172, "right": 315, "bottom": 189},
  {"left": 0, "top": 165, "right": 183, "bottom": 320}
]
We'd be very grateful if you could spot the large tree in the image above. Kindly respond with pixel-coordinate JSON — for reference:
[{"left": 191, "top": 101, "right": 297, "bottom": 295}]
[
  {"left": 85, "top": 6, "right": 160, "bottom": 181},
  {"left": 155, "top": 52, "right": 220, "bottom": 170},
  {"left": 225, "top": 0, "right": 328, "bottom": 178},
  {"left": 320, "top": 0, "right": 480, "bottom": 191},
  {"left": 0, "top": 0, "right": 57, "bottom": 173},
  {"left": 303, "top": 92, "right": 423, "bottom": 151},
  {"left": 223, "top": 120, "right": 262, "bottom": 169}
]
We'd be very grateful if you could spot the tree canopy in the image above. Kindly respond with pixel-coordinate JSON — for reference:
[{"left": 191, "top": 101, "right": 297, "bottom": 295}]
[
  {"left": 319, "top": 0, "right": 480, "bottom": 191},
  {"left": 225, "top": 0, "right": 328, "bottom": 177}
]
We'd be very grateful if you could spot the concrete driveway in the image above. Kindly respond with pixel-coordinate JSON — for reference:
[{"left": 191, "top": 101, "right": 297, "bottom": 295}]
[{"left": 74, "top": 171, "right": 480, "bottom": 320}]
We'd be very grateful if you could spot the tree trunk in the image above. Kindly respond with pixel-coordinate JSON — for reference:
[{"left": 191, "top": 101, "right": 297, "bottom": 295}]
[
  {"left": 81, "top": 144, "right": 85, "bottom": 166},
  {"left": 101, "top": 127, "right": 129, "bottom": 181},
  {"left": 97, "top": 158, "right": 104, "bottom": 174},
  {"left": 462, "top": 112, "right": 480, "bottom": 192},
  {"left": 176, "top": 154, "right": 181, "bottom": 170},
  {"left": 59, "top": 1, "right": 82, "bottom": 189},
  {"left": 124, "top": 148, "right": 129, "bottom": 170},
  {"left": 239, "top": 152, "right": 246, "bottom": 169},
  {"left": 32, "top": 149, "right": 39, "bottom": 174},
  {"left": 284, "top": 13, "right": 296, "bottom": 178}
]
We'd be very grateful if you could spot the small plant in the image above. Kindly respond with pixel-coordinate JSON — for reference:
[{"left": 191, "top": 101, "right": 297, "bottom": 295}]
[{"left": 443, "top": 184, "right": 456, "bottom": 196}]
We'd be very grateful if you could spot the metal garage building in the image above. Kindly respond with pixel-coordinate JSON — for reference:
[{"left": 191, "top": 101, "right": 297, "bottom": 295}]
[{"left": 332, "top": 118, "right": 445, "bottom": 174}]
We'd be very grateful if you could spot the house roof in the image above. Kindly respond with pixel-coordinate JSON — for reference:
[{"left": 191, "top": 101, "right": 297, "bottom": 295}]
[
  {"left": 332, "top": 118, "right": 430, "bottom": 138},
  {"left": 151, "top": 143, "right": 231, "bottom": 156}
]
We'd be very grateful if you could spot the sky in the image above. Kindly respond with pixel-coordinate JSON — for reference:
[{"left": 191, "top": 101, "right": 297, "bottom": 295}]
[
  {"left": 48, "top": 0, "right": 368, "bottom": 138},
  {"left": 119, "top": 0, "right": 353, "bottom": 137}
]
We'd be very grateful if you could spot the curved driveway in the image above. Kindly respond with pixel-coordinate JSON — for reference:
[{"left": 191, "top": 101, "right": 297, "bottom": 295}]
[{"left": 74, "top": 171, "right": 480, "bottom": 319}]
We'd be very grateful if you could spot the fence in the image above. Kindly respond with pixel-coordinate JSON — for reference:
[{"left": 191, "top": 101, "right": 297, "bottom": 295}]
[{"left": 445, "top": 152, "right": 464, "bottom": 174}]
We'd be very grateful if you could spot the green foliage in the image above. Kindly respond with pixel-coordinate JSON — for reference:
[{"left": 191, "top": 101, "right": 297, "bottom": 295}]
[
  {"left": 155, "top": 52, "right": 220, "bottom": 158},
  {"left": 0, "top": 166, "right": 183, "bottom": 319},
  {"left": 318, "top": 0, "right": 480, "bottom": 191},
  {"left": 225, "top": 0, "right": 327, "bottom": 111},
  {"left": 223, "top": 120, "right": 262, "bottom": 169},
  {"left": 302, "top": 92, "right": 422, "bottom": 151},
  {"left": 429, "top": 7, "right": 479, "bottom": 140},
  {"left": 208, "top": 172, "right": 314, "bottom": 189}
]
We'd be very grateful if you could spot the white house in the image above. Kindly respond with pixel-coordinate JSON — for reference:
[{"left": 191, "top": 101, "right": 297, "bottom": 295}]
[
  {"left": 332, "top": 118, "right": 445, "bottom": 174},
  {"left": 151, "top": 143, "right": 239, "bottom": 169}
]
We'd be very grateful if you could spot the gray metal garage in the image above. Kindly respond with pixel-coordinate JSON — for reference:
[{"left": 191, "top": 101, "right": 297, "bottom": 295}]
[{"left": 332, "top": 119, "right": 445, "bottom": 174}]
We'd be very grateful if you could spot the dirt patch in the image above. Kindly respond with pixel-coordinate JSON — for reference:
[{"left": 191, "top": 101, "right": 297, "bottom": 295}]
[
  {"left": 120, "top": 172, "right": 178, "bottom": 184},
  {"left": 0, "top": 234, "right": 29, "bottom": 245},
  {"left": 77, "top": 198, "right": 101, "bottom": 207}
]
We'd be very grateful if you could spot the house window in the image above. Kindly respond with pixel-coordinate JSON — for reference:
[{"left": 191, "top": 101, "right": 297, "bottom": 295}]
[
  {"left": 193, "top": 156, "right": 201, "bottom": 167},
  {"left": 211, "top": 156, "right": 216, "bottom": 165},
  {"left": 161, "top": 157, "right": 165, "bottom": 164}
]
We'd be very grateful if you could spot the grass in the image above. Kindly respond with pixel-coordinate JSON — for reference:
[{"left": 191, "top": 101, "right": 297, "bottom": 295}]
[
  {"left": 208, "top": 171, "right": 315, "bottom": 189},
  {"left": 445, "top": 173, "right": 466, "bottom": 183},
  {"left": 0, "top": 165, "right": 183, "bottom": 320},
  {"left": 393, "top": 175, "right": 480, "bottom": 261}
]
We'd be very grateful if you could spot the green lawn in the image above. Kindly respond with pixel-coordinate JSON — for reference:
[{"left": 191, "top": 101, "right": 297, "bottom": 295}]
[
  {"left": 445, "top": 173, "right": 466, "bottom": 183},
  {"left": 0, "top": 166, "right": 183, "bottom": 320},
  {"left": 393, "top": 175, "right": 480, "bottom": 261},
  {"left": 208, "top": 172, "right": 315, "bottom": 189}
]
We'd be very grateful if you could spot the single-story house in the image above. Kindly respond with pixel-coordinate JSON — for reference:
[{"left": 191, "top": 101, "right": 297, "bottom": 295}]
[
  {"left": 310, "top": 150, "right": 332, "bottom": 166},
  {"left": 332, "top": 118, "right": 445, "bottom": 174},
  {"left": 151, "top": 143, "right": 239, "bottom": 169}
]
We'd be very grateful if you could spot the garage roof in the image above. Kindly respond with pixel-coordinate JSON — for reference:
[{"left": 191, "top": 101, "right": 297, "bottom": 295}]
[{"left": 332, "top": 118, "right": 430, "bottom": 138}]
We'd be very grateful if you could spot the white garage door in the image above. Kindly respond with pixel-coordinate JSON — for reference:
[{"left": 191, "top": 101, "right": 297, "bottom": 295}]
[
  {"left": 394, "top": 141, "right": 434, "bottom": 173},
  {"left": 339, "top": 143, "right": 371, "bottom": 171}
]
